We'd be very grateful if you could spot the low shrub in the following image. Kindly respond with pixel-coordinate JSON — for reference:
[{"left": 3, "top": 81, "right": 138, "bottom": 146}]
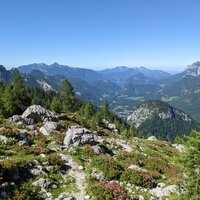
[
  {"left": 45, "top": 154, "right": 64, "bottom": 166},
  {"left": 0, "top": 159, "right": 18, "bottom": 183},
  {"left": 91, "top": 180, "right": 130, "bottom": 200},
  {"left": 0, "top": 127, "right": 20, "bottom": 138},
  {"left": 51, "top": 132, "right": 65, "bottom": 145},
  {"left": 71, "top": 146, "right": 95, "bottom": 166},
  {"left": 90, "top": 155, "right": 123, "bottom": 180},
  {"left": 115, "top": 151, "right": 146, "bottom": 168},
  {"left": 120, "top": 169, "right": 152, "bottom": 188},
  {"left": 30, "top": 143, "right": 49, "bottom": 155},
  {"left": 144, "top": 156, "right": 168, "bottom": 173},
  {"left": 0, "top": 159, "right": 30, "bottom": 183},
  {"left": 13, "top": 183, "right": 43, "bottom": 200}
]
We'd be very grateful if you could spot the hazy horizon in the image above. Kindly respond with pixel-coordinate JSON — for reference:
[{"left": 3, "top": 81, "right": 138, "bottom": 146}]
[
  {"left": 1, "top": 0, "right": 200, "bottom": 72},
  {"left": 1, "top": 61, "right": 186, "bottom": 74}
]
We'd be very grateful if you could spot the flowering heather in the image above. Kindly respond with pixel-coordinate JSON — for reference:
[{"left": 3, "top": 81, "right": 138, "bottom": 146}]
[{"left": 91, "top": 180, "right": 130, "bottom": 200}]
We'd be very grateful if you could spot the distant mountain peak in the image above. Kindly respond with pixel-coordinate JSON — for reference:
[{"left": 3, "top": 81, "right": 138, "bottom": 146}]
[
  {"left": 0, "top": 65, "right": 7, "bottom": 71},
  {"left": 185, "top": 61, "right": 200, "bottom": 76},
  {"left": 187, "top": 61, "right": 200, "bottom": 70},
  {"left": 50, "top": 62, "right": 60, "bottom": 66}
]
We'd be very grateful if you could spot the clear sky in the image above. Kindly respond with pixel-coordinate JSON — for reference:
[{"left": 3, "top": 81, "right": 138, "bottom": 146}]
[{"left": 0, "top": 0, "right": 200, "bottom": 71}]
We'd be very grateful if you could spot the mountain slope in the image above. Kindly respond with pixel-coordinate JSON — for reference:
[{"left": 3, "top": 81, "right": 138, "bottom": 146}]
[
  {"left": 18, "top": 63, "right": 103, "bottom": 82},
  {"left": 160, "top": 61, "right": 200, "bottom": 84},
  {"left": 0, "top": 65, "right": 11, "bottom": 82},
  {"left": 99, "top": 66, "right": 170, "bottom": 85},
  {"left": 127, "top": 100, "right": 199, "bottom": 141}
]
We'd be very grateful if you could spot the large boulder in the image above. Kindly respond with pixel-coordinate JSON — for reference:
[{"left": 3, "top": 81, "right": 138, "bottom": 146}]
[
  {"left": 147, "top": 136, "right": 157, "bottom": 141},
  {"left": 64, "top": 126, "right": 103, "bottom": 148},
  {"left": 172, "top": 144, "right": 186, "bottom": 152},
  {"left": 18, "top": 130, "right": 30, "bottom": 146},
  {"left": 150, "top": 185, "right": 179, "bottom": 198},
  {"left": 21, "top": 105, "right": 58, "bottom": 124},
  {"left": 40, "top": 121, "right": 61, "bottom": 135},
  {"left": 32, "top": 178, "right": 48, "bottom": 188},
  {"left": 0, "top": 135, "right": 8, "bottom": 144},
  {"left": 9, "top": 115, "right": 23, "bottom": 125},
  {"left": 102, "top": 119, "right": 118, "bottom": 133},
  {"left": 91, "top": 145, "right": 107, "bottom": 154}
]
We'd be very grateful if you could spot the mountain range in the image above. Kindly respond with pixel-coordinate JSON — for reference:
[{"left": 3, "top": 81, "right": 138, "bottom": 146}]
[{"left": 1, "top": 61, "right": 200, "bottom": 122}]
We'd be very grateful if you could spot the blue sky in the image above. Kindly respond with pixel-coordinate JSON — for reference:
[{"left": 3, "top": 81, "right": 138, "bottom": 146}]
[{"left": 0, "top": 0, "right": 200, "bottom": 71}]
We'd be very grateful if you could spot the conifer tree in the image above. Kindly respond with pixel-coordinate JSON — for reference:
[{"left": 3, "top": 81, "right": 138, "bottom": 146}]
[{"left": 51, "top": 97, "right": 62, "bottom": 114}]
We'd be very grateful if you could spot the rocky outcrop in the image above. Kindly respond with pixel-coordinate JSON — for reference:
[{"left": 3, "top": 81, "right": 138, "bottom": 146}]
[
  {"left": 9, "top": 115, "right": 23, "bottom": 125},
  {"left": 64, "top": 126, "right": 103, "bottom": 148},
  {"left": 40, "top": 121, "right": 61, "bottom": 135},
  {"left": 91, "top": 145, "right": 114, "bottom": 156},
  {"left": 102, "top": 119, "right": 118, "bottom": 133},
  {"left": 127, "top": 100, "right": 193, "bottom": 128},
  {"left": 172, "top": 144, "right": 186, "bottom": 152},
  {"left": 150, "top": 184, "right": 179, "bottom": 198},
  {"left": 186, "top": 61, "right": 200, "bottom": 76},
  {"left": 32, "top": 178, "right": 48, "bottom": 188},
  {"left": 21, "top": 105, "right": 58, "bottom": 124},
  {"left": 127, "top": 100, "right": 198, "bottom": 141},
  {"left": 0, "top": 135, "right": 9, "bottom": 144},
  {"left": 147, "top": 136, "right": 157, "bottom": 141},
  {"left": 128, "top": 164, "right": 147, "bottom": 172},
  {"left": 9, "top": 105, "right": 60, "bottom": 135}
]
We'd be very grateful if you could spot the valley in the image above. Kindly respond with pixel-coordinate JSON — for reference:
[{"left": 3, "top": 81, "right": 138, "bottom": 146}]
[{"left": 1, "top": 61, "right": 200, "bottom": 121}]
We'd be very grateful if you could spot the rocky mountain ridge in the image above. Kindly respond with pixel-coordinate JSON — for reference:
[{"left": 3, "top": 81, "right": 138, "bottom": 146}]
[
  {"left": 127, "top": 100, "right": 199, "bottom": 141},
  {"left": 2, "top": 62, "right": 200, "bottom": 122}
]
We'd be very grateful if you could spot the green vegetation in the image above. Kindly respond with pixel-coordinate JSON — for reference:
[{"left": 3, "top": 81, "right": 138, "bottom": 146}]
[
  {"left": 178, "top": 131, "right": 200, "bottom": 199},
  {"left": 120, "top": 169, "right": 152, "bottom": 188},
  {"left": 89, "top": 155, "right": 123, "bottom": 180},
  {"left": 1, "top": 70, "right": 199, "bottom": 199},
  {"left": 131, "top": 100, "right": 200, "bottom": 141}
]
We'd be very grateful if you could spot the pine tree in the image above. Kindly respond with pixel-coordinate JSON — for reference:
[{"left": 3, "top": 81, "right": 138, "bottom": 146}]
[
  {"left": 59, "top": 79, "right": 78, "bottom": 112},
  {"left": 12, "top": 70, "right": 30, "bottom": 110},
  {"left": 51, "top": 97, "right": 62, "bottom": 114},
  {"left": 1, "top": 85, "right": 17, "bottom": 117},
  {"left": 126, "top": 124, "right": 138, "bottom": 138},
  {"left": 79, "top": 103, "right": 93, "bottom": 120},
  {"left": 60, "top": 80, "right": 75, "bottom": 96},
  {"left": 92, "top": 111, "right": 102, "bottom": 126},
  {"left": 101, "top": 100, "right": 111, "bottom": 120}
]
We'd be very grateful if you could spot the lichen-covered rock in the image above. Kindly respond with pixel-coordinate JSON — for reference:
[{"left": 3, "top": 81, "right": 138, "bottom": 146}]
[
  {"left": 0, "top": 135, "right": 8, "bottom": 144},
  {"left": 147, "top": 136, "right": 157, "bottom": 141},
  {"left": 91, "top": 145, "right": 106, "bottom": 154},
  {"left": 18, "top": 130, "right": 30, "bottom": 146},
  {"left": 32, "top": 178, "right": 48, "bottom": 188},
  {"left": 55, "top": 192, "right": 75, "bottom": 200},
  {"left": 172, "top": 144, "right": 186, "bottom": 152},
  {"left": 128, "top": 164, "right": 147, "bottom": 172},
  {"left": 9, "top": 115, "right": 23, "bottom": 125},
  {"left": 150, "top": 185, "right": 179, "bottom": 198},
  {"left": 102, "top": 119, "right": 118, "bottom": 133},
  {"left": 21, "top": 105, "right": 58, "bottom": 124},
  {"left": 64, "top": 126, "right": 103, "bottom": 148},
  {"left": 40, "top": 121, "right": 61, "bottom": 135},
  {"left": 108, "top": 123, "right": 116, "bottom": 130}
]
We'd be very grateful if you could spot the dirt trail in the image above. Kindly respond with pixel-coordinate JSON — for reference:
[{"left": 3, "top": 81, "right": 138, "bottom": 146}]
[{"left": 60, "top": 154, "right": 87, "bottom": 200}]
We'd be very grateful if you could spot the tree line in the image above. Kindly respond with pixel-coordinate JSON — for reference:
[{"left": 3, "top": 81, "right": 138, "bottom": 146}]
[{"left": 0, "top": 70, "right": 138, "bottom": 138}]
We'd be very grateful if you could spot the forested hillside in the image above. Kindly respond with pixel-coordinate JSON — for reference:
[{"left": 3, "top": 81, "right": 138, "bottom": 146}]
[{"left": 0, "top": 71, "right": 199, "bottom": 199}]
